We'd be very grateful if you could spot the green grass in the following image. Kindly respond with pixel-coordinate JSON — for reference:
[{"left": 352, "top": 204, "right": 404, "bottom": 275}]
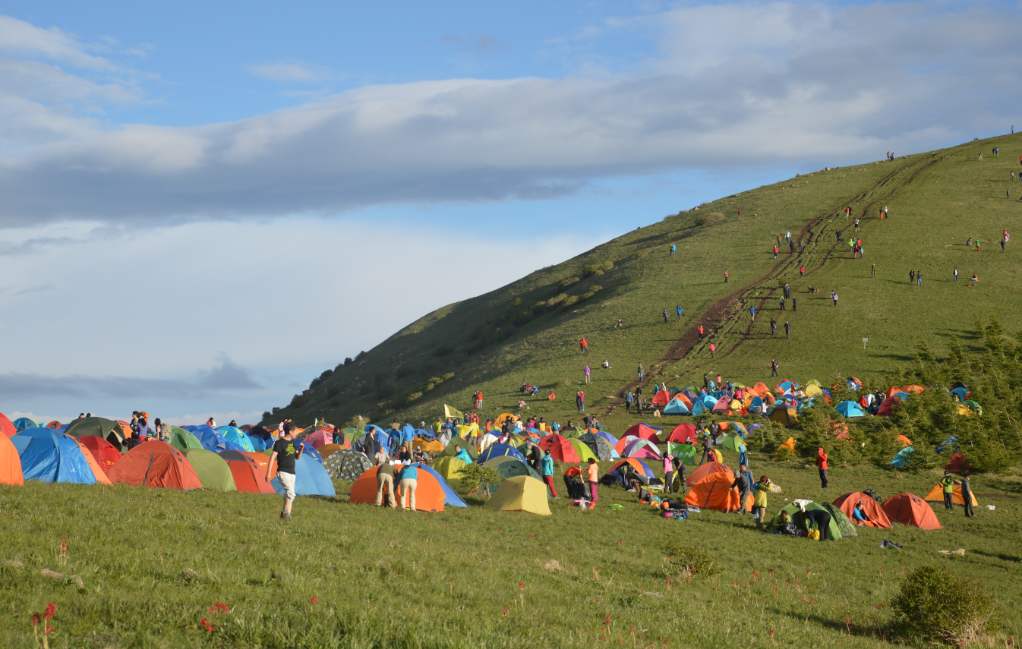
[
  {"left": 2, "top": 454, "right": 1020, "bottom": 648},
  {"left": 270, "top": 133, "right": 1022, "bottom": 434}
]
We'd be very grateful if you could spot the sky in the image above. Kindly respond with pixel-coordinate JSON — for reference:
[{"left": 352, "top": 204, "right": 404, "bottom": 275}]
[{"left": 1, "top": 0, "right": 1019, "bottom": 424}]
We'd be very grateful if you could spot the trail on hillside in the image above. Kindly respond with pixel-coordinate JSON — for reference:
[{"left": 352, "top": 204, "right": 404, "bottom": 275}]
[{"left": 604, "top": 152, "right": 946, "bottom": 413}]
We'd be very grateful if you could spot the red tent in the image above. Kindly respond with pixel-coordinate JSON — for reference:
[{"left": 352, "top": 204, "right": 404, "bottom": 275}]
[
  {"left": 0, "top": 433, "right": 24, "bottom": 485},
  {"left": 72, "top": 440, "right": 112, "bottom": 485},
  {"left": 684, "top": 462, "right": 748, "bottom": 512},
  {"left": 0, "top": 412, "right": 15, "bottom": 438},
  {"left": 108, "top": 441, "right": 202, "bottom": 490},
  {"left": 667, "top": 423, "right": 697, "bottom": 444},
  {"left": 623, "top": 423, "right": 661, "bottom": 444},
  {"left": 219, "top": 451, "right": 276, "bottom": 494},
  {"left": 833, "top": 492, "right": 892, "bottom": 528},
  {"left": 79, "top": 436, "right": 121, "bottom": 475},
  {"left": 882, "top": 493, "right": 941, "bottom": 530},
  {"left": 539, "top": 434, "right": 580, "bottom": 463},
  {"left": 302, "top": 427, "right": 335, "bottom": 449},
  {"left": 651, "top": 390, "right": 671, "bottom": 408}
]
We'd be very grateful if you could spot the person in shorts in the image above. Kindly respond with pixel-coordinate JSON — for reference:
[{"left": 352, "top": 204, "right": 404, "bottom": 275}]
[{"left": 266, "top": 422, "right": 303, "bottom": 521}]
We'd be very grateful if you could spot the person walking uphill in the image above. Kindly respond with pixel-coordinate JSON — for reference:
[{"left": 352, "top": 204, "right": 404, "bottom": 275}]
[
  {"left": 816, "top": 447, "right": 829, "bottom": 489},
  {"left": 541, "top": 449, "right": 558, "bottom": 497},
  {"left": 267, "top": 423, "right": 303, "bottom": 521},
  {"left": 586, "top": 458, "right": 600, "bottom": 510}
]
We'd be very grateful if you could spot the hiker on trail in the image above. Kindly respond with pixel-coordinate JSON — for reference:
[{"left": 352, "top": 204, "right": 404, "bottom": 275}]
[
  {"left": 749, "top": 306, "right": 758, "bottom": 321},
  {"left": 908, "top": 270, "right": 915, "bottom": 285},
  {"left": 961, "top": 474, "right": 975, "bottom": 518},
  {"left": 398, "top": 461, "right": 419, "bottom": 511},
  {"left": 662, "top": 308, "right": 670, "bottom": 323},
  {"left": 583, "top": 364, "right": 591, "bottom": 385},
  {"left": 770, "top": 318, "right": 777, "bottom": 336},
  {"left": 662, "top": 455, "right": 674, "bottom": 495},
  {"left": 675, "top": 305, "right": 683, "bottom": 318},
  {"left": 854, "top": 217, "right": 861, "bottom": 230},
  {"left": 375, "top": 449, "right": 397, "bottom": 508},
  {"left": 670, "top": 243, "right": 677, "bottom": 256},
  {"left": 576, "top": 390, "right": 586, "bottom": 413},
  {"left": 267, "top": 423, "right": 303, "bottom": 521},
  {"left": 844, "top": 206, "right": 852, "bottom": 219},
  {"left": 870, "top": 263, "right": 876, "bottom": 278},
  {"left": 831, "top": 290, "right": 839, "bottom": 306},
  {"left": 473, "top": 390, "right": 484, "bottom": 410},
  {"left": 969, "top": 273, "right": 979, "bottom": 287},
  {"left": 836, "top": 229, "right": 843, "bottom": 242},
  {"left": 799, "top": 264, "right": 806, "bottom": 277},
  {"left": 784, "top": 283, "right": 792, "bottom": 299},
  {"left": 784, "top": 321, "right": 791, "bottom": 338},
  {"left": 791, "top": 297, "right": 797, "bottom": 312},
  {"left": 724, "top": 270, "right": 730, "bottom": 283},
  {"left": 732, "top": 464, "right": 754, "bottom": 514},
  {"left": 586, "top": 458, "right": 600, "bottom": 510},
  {"left": 816, "top": 447, "right": 829, "bottom": 489},
  {"left": 770, "top": 358, "right": 779, "bottom": 377},
  {"left": 541, "top": 449, "right": 558, "bottom": 497},
  {"left": 916, "top": 271, "right": 923, "bottom": 287},
  {"left": 940, "top": 473, "right": 956, "bottom": 512},
  {"left": 708, "top": 341, "right": 717, "bottom": 357},
  {"left": 779, "top": 296, "right": 786, "bottom": 311},
  {"left": 579, "top": 337, "right": 589, "bottom": 353},
  {"left": 697, "top": 323, "right": 705, "bottom": 337},
  {"left": 953, "top": 267, "right": 959, "bottom": 282},
  {"left": 752, "top": 475, "right": 771, "bottom": 528}
]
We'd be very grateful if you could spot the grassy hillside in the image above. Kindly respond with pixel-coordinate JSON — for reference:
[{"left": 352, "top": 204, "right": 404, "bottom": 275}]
[{"left": 267, "top": 134, "right": 1022, "bottom": 430}]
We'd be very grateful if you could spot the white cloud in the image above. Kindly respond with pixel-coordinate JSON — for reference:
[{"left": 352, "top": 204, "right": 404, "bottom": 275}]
[
  {"left": 248, "top": 61, "right": 322, "bottom": 82},
  {"left": 0, "top": 15, "right": 111, "bottom": 69}
]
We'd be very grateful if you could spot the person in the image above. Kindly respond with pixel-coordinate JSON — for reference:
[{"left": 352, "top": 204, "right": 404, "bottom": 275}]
[
  {"left": 870, "top": 263, "right": 876, "bottom": 278},
  {"left": 732, "top": 464, "right": 753, "bottom": 514},
  {"left": 637, "top": 364, "right": 645, "bottom": 382},
  {"left": 398, "top": 461, "right": 419, "bottom": 511},
  {"left": 916, "top": 271, "right": 923, "bottom": 287},
  {"left": 723, "top": 270, "right": 729, "bottom": 283},
  {"left": 266, "top": 423, "right": 303, "bottom": 521},
  {"left": 541, "top": 449, "right": 558, "bottom": 497},
  {"left": 851, "top": 501, "right": 871, "bottom": 524},
  {"left": 206, "top": 417, "right": 216, "bottom": 428},
  {"left": 772, "top": 244, "right": 779, "bottom": 258},
  {"left": 672, "top": 456, "right": 686, "bottom": 492},
  {"left": 816, "top": 447, "right": 829, "bottom": 488},
  {"left": 586, "top": 458, "right": 599, "bottom": 510},
  {"left": 799, "top": 264, "right": 806, "bottom": 277},
  {"left": 751, "top": 475, "right": 771, "bottom": 528},
  {"left": 375, "top": 450, "right": 397, "bottom": 508},
  {"left": 831, "top": 290, "right": 838, "bottom": 307},
  {"left": 770, "top": 318, "right": 777, "bottom": 336},
  {"left": 662, "top": 308, "right": 670, "bottom": 323},
  {"left": 398, "top": 443, "right": 412, "bottom": 463},
  {"left": 700, "top": 432, "right": 714, "bottom": 464},
  {"left": 675, "top": 304, "right": 683, "bottom": 318},
  {"left": 708, "top": 341, "right": 716, "bottom": 357},
  {"left": 791, "top": 297, "right": 796, "bottom": 312},
  {"left": 940, "top": 472, "right": 956, "bottom": 511},
  {"left": 969, "top": 273, "right": 979, "bottom": 287},
  {"left": 770, "top": 358, "right": 779, "bottom": 377},
  {"left": 784, "top": 321, "right": 791, "bottom": 338},
  {"left": 583, "top": 364, "right": 591, "bottom": 385},
  {"left": 961, "top": 474, "right": 975, "bottom": 518},
  {"left": 749, "top": 306, "right": 758, "bottom": 322},
  {"left": 625, "top": 390, "right": 635, "bottom": 413},
  {"left": 795, "top": 507, "right": 834, "bottom": 540},
  {"left": 576, "top": 390, "right": 585, "bottom": 413},
  {"left": 670, "top": 243, "right": 677, "bottom": 256},
  {"left": 779, "top": 296, "right": 785, "bottom": 311},
  {"left": 579, "top": 337, "right": 589, "bottom": 353},
  {"left": 662, "top": 454, "right": 674, "bottom": 494},
  {"left": 154, "top": 417, "right": 167, "bottom": 442}
]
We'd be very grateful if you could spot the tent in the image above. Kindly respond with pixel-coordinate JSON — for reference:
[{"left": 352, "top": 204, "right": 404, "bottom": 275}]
[
  {"left": 219, "top": 451, "right": 276, "bottom": 494},
  {"left": 663, "top": 399, "right": 691, "bottom": 415},
  {"left": 477, "top": 443, "right": 527, "bottom": 464},
  {"left": 247, "top": 426, "right": 275, "bottom": 452},
  {"left": 568, "top": 438, "right": 597, "bottom": 463},
  {"left": 666, "top": 442, "right": 698, "bottom": 466},
  {"left": 412, "top": 437, "right": 444, "bottom": 454},
  {"left": 349, "top": 465, "right": 446, "bottom": 512},
  {"left": 924, "top": 482, "right": 978, "bottom": 507},
  {"left": 716, "top": 434, "right": 746, "bottom": 453},
  {"left": 684, "top": 462, "right": 747, "bottom": 512},
  {"left": 605, "top": 458, "right": 656, "bottom": 484},
  {"left": 539, "top": 434, "right": 580, "bottom": 464},
  {"left": 271, "top": 453, "right": 335, "bottom": 498},
  {"left": 216, "top": 426, "right": 256, "bottom": 453},
  {"left": 620, "top": 438, "right": 661, "bottom": 460},
  {"left": 836, "top": 401, "right": 865, "bottom": 418},
  {"left": 183, "top": 449, "right": 237, "bottom": 491},
  {"left": 769, "top": 501, "right": 846, "bottom": 540},
  {"left": 71, "top": 439, "right": 112, "bottom": 485},
  {"left": 769, "top": 407, "right": 799, "bottom": 428},
  {"left": 623, "top": 424, "right": 661, "bottom": 444},
  {"left": 417, "top": 465, "right": 467, "bottom": 508},
  {"left": 183, "top": 425, "right": 226, "bottom": 453},
  {"left": 651, "top": 389, "right": 671, "bottom": 409},
  {"left": 168, "top": 427, "right": 204, "bottom": 453},
  {"left": 614, "top": 435, "right": 640, "bottom": 455},
  {"left": 833, "top": 492, "right": 892, "bottom": 528},
  {"left": 79, "top": 435, "right": 121, "bottom": 475},
  {"left": 943, "top": 452, "right": 971, "bottom": 475},
  {"left": 711, "top": 398, "right": 731, "bottom": 414},
  {"left": 579, "top": 432, "right": 617, "bottom": 461},
  {"left": 890, "top": 446, "right": 914, "bottom": 469},
  {"left": 882, "top": 493, "right": 941, "bottom": 530},
  {"left": 108, "top": 441, "right": 202, "bottom": 490},
  {"left": 13, "top": 417, "right": 38, "bottom": 432},
  {"left": 433, "top": 456, "right": 467, "bottom": 481},
  {"left": 12, "top": 428, "right": 98, "bottom": 484},
  {"left": 323, "top": 450, "right": 372, "bottom": 481},
  {"left": 487, "top": 476, "right": 550, "bottom": 516},
  {"left": 318, "top": 443, "right": 346, "bottom": 459},
  {"left": 65, "top": 417, "right": 125, "bottom": 448},
  {"left": 483, "top": 456, "right": 540, "bottom": 481},
  {"left": 0, "top": 433, "right": 24, "bottom": 485},
  {"left": 667, "top": 423, "right": 697, "bottom": 444},
  {"left": 0, "top": 412, "right": 16, "bottom": 438}
]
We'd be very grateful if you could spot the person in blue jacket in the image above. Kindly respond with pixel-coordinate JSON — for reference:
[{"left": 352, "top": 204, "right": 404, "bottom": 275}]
[{"left": 541, "top": 449, "right": 558, "bottom": 497}]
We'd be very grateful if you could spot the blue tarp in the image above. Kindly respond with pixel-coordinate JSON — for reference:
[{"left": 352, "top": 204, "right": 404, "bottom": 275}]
[
  {"left": 12, "top": 427, "right": 97, "bottom": 484},
  {"left": 418, "top": 465, "right": 467, "bottom": 508}
]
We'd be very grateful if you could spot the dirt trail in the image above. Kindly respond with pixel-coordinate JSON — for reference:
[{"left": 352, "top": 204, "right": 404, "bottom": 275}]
[{"left": 604, "top": 152, "right": 945, "bottom": 414}]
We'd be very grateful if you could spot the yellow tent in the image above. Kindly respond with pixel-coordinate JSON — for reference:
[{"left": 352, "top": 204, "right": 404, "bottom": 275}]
[
  {"left": 487, "top": 476, "right": 551, "bottom": 516},
  {"left": 413, "top": 438, "right": 444, "bottom": 454},
  {"left": 804, "top": 382, "right": 823, "bottom": 398},
  {"left": 779, "top": 436, "right": 797, "bottom": 452},
  {"left": 494, "top": 412, "right": 518, "bottom": 427},
  {"left": 456, "top": 422, "right": 480, "bottom": 439},
  {"left": 924, "top": 482, "right": 978, "bottom": 506},
  {"left": 434, "top": 456, "right": 467, "bottom": 481},
  {"left": 955, "top": 404, "right": 973, "bottom": 417},
  {"left": 443, "top": 404, "right": 464, "bottom": 419}
]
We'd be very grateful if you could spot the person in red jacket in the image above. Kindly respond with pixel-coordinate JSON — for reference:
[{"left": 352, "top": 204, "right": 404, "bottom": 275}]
[{"left": 816, "top": 447, "right": 829, "bottom": 488}]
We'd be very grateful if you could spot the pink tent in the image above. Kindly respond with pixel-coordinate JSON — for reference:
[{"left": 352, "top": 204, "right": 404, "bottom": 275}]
[{"left": 303, "top": 427, "right": 335, "bottom": 449}]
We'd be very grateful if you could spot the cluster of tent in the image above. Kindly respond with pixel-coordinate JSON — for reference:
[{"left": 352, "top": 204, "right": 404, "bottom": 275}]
[{"left": 0, "top": 415, "right": 335, "bottom": 498}]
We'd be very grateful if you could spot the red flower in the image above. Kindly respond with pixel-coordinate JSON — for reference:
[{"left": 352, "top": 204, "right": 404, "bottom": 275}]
[
  {"left": 199, "top": 617, "right": 216, "bottom": 633},
  {"left": 500, "top": 607, "right": 509, "bottom": 618},
  {"left": 207, "top": 602, "right": 231, "bottom": 614},
  {"left": 31, "top": 613, "right": 40, "bottom": 627},
  {"left": 44, "top": 603, "right": 57, "bottom": 620},
  {"left": 309, "top": 595, "right": 319, "bottom": 606},
  {"left": 516, "top": 580, "right": 525, "bottom": 592}
]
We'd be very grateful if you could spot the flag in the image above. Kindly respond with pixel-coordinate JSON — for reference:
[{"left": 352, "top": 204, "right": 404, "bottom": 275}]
[{"left": 443, "top": 404, "right": 463, "bottom": 420}]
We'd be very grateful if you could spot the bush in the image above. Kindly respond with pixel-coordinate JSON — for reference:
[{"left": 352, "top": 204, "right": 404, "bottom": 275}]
[
  {"left": 458, "top": 464, "right": 500, "bottom": 499},
  {"left": 890, "top": 566, "right": 993, "bottom": 647},
  {"left": 661, "top": 543, "right": 719, "bottom": 579}
]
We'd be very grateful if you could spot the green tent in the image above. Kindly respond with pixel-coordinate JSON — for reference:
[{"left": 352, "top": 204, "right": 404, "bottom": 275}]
[
  {"left": 183, "top": 449, "right": 237, "bottom": 492},
  {"left": 568, "top": 438, "right": 597, "bottom": 463},
  {"left": 820, "top": 503, "right": 857, "bottom": 538},
  {"left": 169, "top": 426, "right": 204, "bottom": 452},
  {"left": 666, "top": 442, "right": 698, "bottom": 466},
  {"left": 483, "top": 456, "right": 540, "bottom": 481},
  {"left": 716, "top": 434, "right": 746, "bottom": 453},
  {"left": 769, "top": 501, "right": 845, "bottom": 540},
  {"left": 65, "top": 417, "right": 124, "bottom": 447},
  {"left": 442, "top": 436, "right": 476, "bottom": 459}
]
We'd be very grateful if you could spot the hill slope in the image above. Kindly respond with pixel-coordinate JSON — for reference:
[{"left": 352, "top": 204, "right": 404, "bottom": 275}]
[{"left": 266, "top": 134, "right": 1021, "bottom": 428}]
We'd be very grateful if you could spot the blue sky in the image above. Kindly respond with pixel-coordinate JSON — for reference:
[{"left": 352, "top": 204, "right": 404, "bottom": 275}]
[{"left": 0, "top": 1, "right": 1019, "bottom": 424}]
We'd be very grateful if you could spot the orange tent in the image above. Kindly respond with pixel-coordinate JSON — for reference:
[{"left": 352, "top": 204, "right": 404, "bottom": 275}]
[
  {"left": 412, "top": 437, "right": 444, "bottom": 454},
  {"left": 219, "top": 451, "right": 276, "bottom": 494},
  {"left": 833, "top": 492, "right": 891, "bottom": 528},
  {"left": 831, "top": 422, "right": 850, "bottom": 440},
  {"left": 0, "top": 433, "right": 24, "bottom": 485},
  {"left": 896, "top": 434, "right": 912, "bottom": 447},
  {"left": 667, "top": 423, "right": 697, "bottom": 444},
  {"left": 924, "top": 483, "right": 978, "bottom": 507},
  {"left": 72, "top": 440, "right": 112, "bottom": 485},
  {"left": 684, "top": 462, "right": 748, "bottom": 512},
  {"left": 882, "top": 493, "right": 941, "bottom": 530},
  {"left": 651, "top": 390, "right": 671, "bottom": 408},
  {"left": 671, "top": 393, "right": 693, "bottom": 410},
  {"left": 539, "top": 434, "right": 580, "bottom": 463},
  {"left": 116, "top": 420, "right": 133, "bottom": 440},
  {"left": 349, "top": 465, "right": 445, "bottom": 512},
  {"left": 0, "top": 412, "right": 15, "bottom": 438},
  {"left": 318, "top": 443, "right": 346, "bottom": 459},
  {"left": 108, "top": 441, "right": 202, "bottom": 490},
  {"left": 79, "top": 436, "right": 121, "bottom": 475}
]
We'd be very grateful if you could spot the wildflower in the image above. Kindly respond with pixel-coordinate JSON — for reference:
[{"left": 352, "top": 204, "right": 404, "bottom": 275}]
[
  {"left": 207, "top": 602, "right": 231, "bottom": 614},
  {"left": 309, "top": 595, "right": 319, "bottom": 606},
  {"left": 199, "top": 617, "right": 216, "bottom": 633},
  {"left": 44, "top": 603, "right": 56, "bottom": 621},
  {"left": 516, "top": 580, "right": 525, "bottom": 592}
]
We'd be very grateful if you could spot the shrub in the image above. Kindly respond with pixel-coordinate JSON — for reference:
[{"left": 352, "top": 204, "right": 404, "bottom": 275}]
[
  {"left": 890, "top": 566, "right": 993, "bottom": 647},
  {"left": 662, "top": 543, "right": 719, "bottom": 579},
  {"left": 406, "top": 391, "right": 423, "bottom": 403},
  {"left": 458, "top": 464, "right": 500, "bottom": 499}
]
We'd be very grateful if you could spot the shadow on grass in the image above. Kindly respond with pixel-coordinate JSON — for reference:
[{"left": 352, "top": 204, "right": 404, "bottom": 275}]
[
  {"left": 972, "top": 549, "right": 1021, "bottom": 563},
  {"left": 769, "top": 607, "right": 892, "bottom": 642},
  {"left": 984, "top": 478, "right": 1022, "bottom": 494}
]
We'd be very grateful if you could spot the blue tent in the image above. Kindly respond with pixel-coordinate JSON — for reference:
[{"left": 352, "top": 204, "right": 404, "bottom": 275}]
[
  {"left": 272, "top": 453, "right": 335, "bottom": 497},
  {"left": 399, "top": 424, "right": 416, "bottom": 445},
  {"left": 184, "top": 425, "right": 226, "bottom": 452},
  {"left": 890, "top": 446, "right": 915, "bottom": 468},
  {"left": 691, "top": 400, "right": 708, "bottom": 416},
  {"left": 950, "top": 386, "right": 968, "bottom": 401},
  {"left": 216, "top": 426, "right": 255, "bottom": 452},
  {"left": 663, "top": 399, "right": 691, "bottom": 415},
  {"left": 249, "top": 435, "right": 271, "bottom": 452},
  {"left": 418, "top": 465, "right": 467, "bottom": 508},
  {"left": 836, "top": 401, "right": 865, "bottom": 418},
  {"left": 415, "top": 427, "right": 435, "bottom": 440},
  {"left": 12, "top": 428, "right": 97, "bottom": 484},
  {"left": 13, "top": 417, "right": 38, "bottom": 432},
  {"left": 477, "top": 443, "right": 526, "bottom": 464}
]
